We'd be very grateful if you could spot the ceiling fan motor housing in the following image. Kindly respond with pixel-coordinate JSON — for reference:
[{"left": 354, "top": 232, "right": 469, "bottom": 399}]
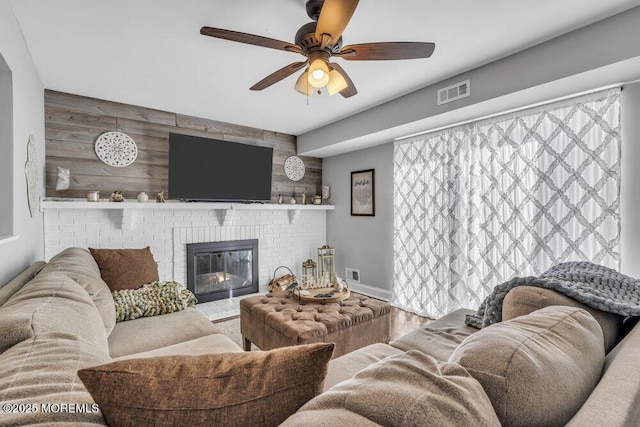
[{"left": 295, "top": 21, "right": 341, "bottom": 55}]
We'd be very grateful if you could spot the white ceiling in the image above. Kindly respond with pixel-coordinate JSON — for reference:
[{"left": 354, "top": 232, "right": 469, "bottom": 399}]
[{"left": 12, "top": 0, "right": 640, "bottom": 137}]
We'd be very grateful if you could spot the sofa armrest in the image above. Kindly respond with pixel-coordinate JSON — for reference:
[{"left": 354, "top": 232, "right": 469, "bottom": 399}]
[{"left": 390, "top": 308, "right": 477, "bottom": 361}]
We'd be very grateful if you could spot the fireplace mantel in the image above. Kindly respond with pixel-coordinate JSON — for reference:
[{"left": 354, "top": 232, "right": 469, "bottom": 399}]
[
  {"left": 43, "top": 198, "right": 328, "bottom": 290},
  {"left": 40, "top": 198, "right": 335, "bottom": 228}
]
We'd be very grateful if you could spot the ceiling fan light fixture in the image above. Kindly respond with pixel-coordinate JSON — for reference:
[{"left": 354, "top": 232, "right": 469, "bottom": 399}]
[
  {"left": 326, "top": 69, "right": 348, "bottom": 95},
  {"left": 308, "top": 58, "right": 330, "bottom": 88},
  {"left": 294, "top": 69, "right": 314, "bottom": 96}
]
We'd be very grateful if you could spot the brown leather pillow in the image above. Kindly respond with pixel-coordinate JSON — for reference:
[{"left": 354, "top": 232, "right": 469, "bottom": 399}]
[
  {"left": 78, "top": 343, "right": 334, "bottom": 427},
  {"left": 89, "top": 247, "right": 159, "bottom": 291}
]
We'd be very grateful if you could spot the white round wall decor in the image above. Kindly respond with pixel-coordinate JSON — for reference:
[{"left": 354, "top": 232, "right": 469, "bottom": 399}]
[
  {"left": 95, "top": 131, "right": 138, "bottom": 167},
  {"left": 284, "top": 155, "right": 305, "bottom": 181}
]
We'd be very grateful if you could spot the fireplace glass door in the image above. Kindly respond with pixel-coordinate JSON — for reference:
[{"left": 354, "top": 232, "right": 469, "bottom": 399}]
[
  {"left": 187, "top": 239, "right": 259, "bottom": 302},
  {"left": 195, "top": 249, "right": 252, "bottom": 294}
]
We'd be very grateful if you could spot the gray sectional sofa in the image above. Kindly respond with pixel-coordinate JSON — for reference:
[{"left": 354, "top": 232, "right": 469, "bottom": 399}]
[
  {"left": 0, "top": 247, "right": 242, "bottom": 425},
  {"left": 1, "top": 247, "right": 639, "bottom": 425}
]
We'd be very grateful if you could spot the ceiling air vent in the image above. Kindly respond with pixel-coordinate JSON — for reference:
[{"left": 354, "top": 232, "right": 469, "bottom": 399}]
[{"left": 437, "top": 79, "right": 470, "bottom": 105}]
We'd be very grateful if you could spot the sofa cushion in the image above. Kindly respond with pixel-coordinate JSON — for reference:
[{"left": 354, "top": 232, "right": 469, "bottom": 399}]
[
  {"left": 449, "top": 306, "right": 605, "bottom": 427},
  {"left": 0, "top": 273, "right": 110, "bottom": 354},
  {"left": 0, "top": 261, "right": 46, "bottom": 308},
  {"left": 78, "top": 343, "right": 334, "bottom": 427},
  {"left": 113, "top": 334, "right": 243, "bottom": 361},
  {"left": 566, "top": 319, "right": 640, "bottom": 426},
  {"left": 38, "top": 247, "right": 116, "bottom": 335},
  {"left": 390, "top": 308, "right": 477, "bottom": 361},
  {"left": 89, "top": 246, "right": 159, "bottom": 291},
  {"left": 282, "top": 350, "right": 500, "bottom": 427},
  {"left": 502, "top": 285, "right": 623, "bottom": 352},
  {"left": 324, "top": 342, "right": 404, "bottom": 391},
  {"left": 0, "top": 333, "right": 110, "bottom": 425},
  {"left": 107, "top": 307, "right": 223, "bottom": 357}
]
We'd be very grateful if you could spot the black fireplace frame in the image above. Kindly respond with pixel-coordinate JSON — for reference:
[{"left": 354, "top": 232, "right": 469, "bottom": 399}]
[{"left": 186, "top": 239, "right": 259, "bottom": 303}]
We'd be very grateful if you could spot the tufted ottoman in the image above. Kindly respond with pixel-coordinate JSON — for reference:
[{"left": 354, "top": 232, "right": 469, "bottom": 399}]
[{"left": 240, "top": 292, "right": 391, "bottom": 358}]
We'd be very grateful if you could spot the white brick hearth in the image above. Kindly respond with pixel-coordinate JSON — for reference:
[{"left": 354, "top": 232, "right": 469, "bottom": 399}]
[{"left": 42, "top": 201, "right": 331, "bottom": 298}]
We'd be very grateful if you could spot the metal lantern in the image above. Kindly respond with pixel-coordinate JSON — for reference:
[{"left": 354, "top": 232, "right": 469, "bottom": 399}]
[
  {"left": 317, "top": 245, "right": 336, "bottom": 286},
  {"left": 302, "top": 259, "right": 317, "bottom": 288}
]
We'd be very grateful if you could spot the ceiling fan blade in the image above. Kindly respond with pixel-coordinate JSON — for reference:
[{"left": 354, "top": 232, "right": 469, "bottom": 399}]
[
  {"left": 250, "top": 61, "right": 308, "bottom": 91},
  {"left": 200, "top": 27, "right": 303, "bottom": 55},
  {"left": 330, "top": 63, "right": 357, "bottom": 98},
  {"left": 315, "top": 0, "right": 359, "bottom": 48},
  {"left": 338, "top": 42, "right": 435, "bottom": 60}
]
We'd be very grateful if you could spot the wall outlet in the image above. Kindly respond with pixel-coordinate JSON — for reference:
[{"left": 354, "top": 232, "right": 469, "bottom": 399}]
[{"left": 345, "top": 268, "right": 360, "bottom": 283}]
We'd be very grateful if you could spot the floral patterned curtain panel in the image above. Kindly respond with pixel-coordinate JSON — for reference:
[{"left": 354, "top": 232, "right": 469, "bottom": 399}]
[{"left": 392, "top": 89, "right": 621, "bottom": 318}]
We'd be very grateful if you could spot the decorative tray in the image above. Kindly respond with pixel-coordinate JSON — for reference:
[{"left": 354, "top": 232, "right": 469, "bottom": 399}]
[{"left": 294, "top": 287, "right": 350, "bottom": 303}]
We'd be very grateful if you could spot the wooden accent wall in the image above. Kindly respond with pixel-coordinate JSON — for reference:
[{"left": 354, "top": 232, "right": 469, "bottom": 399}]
[{"left": 45, "top": 90, "right": 321, "bottom": 202}]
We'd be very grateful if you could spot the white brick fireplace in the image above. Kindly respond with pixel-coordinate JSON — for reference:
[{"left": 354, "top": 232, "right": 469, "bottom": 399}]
[{"left": 41, "top": 200, "right": 332, "bottom": 295}]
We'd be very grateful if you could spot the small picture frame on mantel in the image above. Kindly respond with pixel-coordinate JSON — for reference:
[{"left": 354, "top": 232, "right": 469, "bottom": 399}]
[{"left": 351, "top": 169, "right": 375, "bottom": 216}]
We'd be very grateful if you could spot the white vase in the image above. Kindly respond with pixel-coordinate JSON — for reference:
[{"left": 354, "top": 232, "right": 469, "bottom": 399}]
[{"left": 137, "top": 192, "right": 149, "bottom": 202}]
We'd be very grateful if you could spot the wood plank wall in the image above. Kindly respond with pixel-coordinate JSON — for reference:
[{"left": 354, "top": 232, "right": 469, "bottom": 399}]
[{"left": 45, "top": 90, "right": 321, "bottom": 202}]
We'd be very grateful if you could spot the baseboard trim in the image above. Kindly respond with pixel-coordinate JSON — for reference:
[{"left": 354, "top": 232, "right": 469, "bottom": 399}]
[{"left": 346, "top": 280, "right": 392, "bottom": 301}]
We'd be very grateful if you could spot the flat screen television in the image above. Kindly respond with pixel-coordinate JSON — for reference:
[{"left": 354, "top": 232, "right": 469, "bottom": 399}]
[{"left": 168, "top": 133, "right": 273, "bottom": 202}]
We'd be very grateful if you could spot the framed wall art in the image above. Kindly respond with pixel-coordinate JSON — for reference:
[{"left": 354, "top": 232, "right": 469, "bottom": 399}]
[{"left": 351, "top": 169, "right": 375, "bottom": 216}]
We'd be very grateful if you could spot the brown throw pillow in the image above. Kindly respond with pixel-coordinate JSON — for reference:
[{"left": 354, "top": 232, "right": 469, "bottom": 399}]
[
  {"left": 502, "top": 285, "right": 623, "bottom": 353},
  {"left": 89, "top": 247, "right": 159, "bottom": 291},
  {"left": 282, "top": 350, "right": 500, "bottom": 427},
  {"left": 78, "top": 343, "right": 334, "bottom": 427},
  {"left": 449, "top": 306, "right": 605, "bottom": 427}
]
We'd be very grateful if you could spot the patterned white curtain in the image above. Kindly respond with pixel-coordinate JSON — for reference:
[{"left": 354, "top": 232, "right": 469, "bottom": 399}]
[{"left": 392, "top": 89, "right": 621, "bottom": 318}]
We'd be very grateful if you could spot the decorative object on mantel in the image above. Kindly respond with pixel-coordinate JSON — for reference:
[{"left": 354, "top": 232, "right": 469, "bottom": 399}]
[
  {"left": 109, "top": 191, "right": 124, "bottom": 202},
  {"left": 351, "top": 169, "right": 375, "bottom": 216},
  {"left": 95, "top": 131, "right": 138, "bottom": 167},
  {"left": 268, "top": 266, "right": 298, "bottom": 292},
  {"left": 289, "top": 196, "right": 296, "bottom": 205},
  {"left": 322, "top": 184, "right": 330, "bottom": 201},
  {"left": 313, "top": 195, "right": 322, "bottom": 205},
  {"left": 24, "top": 134, "right": 39, "bottom": 218},
  {"left": 137, "top": 192, "right": 149, "bottom": 202},
  {"left": 278, "top": 194, "right": 283, "bottom": 204},
  {"left": 283, "top": 155, "right": 305, "bottom": 181},
  {"left": 318, "top": 245, "right": 336, "bottom": 285},
  {"left": 301, "top": 190, "right": 306, "bottom": 205},
  {"left": 55, "top": 166, "right": 70, "bottom": 198},
  {"left": 87, "top": 191, "right": 100, "bottom": 202},
  {"left": 156, "top": 191, "right": 165, "bottom": 203}
]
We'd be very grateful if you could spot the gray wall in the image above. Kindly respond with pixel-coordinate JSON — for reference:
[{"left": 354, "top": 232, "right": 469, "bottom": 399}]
[
  {"left": 324, "top": 143, "right": 394, "bottom": 295},
  {"left": 325, "top": 85, "right": 640, "bottom": 295},
  {"left": 0, "top": 1, "right": 45, "bottom": 286},
  {"left": 319, "top": 6, "right": 640, "bottom": 296},
  {"left": 0, "top": 54, "right": 13, "bottom": 237},
  {"left": 300, "top": 6, "right": 640, "bottom": 156},
  {"left": 621, "top": 81, "right": 640, "bottom": 278}
]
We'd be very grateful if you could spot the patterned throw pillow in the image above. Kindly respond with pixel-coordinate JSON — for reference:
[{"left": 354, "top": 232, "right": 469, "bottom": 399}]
[{"left": 112, "top": 281, "right": 197, "bottom": 322}]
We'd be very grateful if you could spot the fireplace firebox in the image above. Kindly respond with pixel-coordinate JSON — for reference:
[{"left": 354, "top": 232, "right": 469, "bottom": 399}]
[{"left": 186, "top": 239, "right": 259, "bottom": 303}]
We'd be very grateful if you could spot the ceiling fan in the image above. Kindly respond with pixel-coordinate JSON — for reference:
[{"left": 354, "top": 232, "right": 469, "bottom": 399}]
[{"left": 200, "top": 0, "right": 435, "bottom": 98}]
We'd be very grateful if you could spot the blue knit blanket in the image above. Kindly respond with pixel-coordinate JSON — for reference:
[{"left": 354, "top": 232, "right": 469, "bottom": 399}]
[{"left": 465, "top": 261, "right": 640, "bottom": 329}]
